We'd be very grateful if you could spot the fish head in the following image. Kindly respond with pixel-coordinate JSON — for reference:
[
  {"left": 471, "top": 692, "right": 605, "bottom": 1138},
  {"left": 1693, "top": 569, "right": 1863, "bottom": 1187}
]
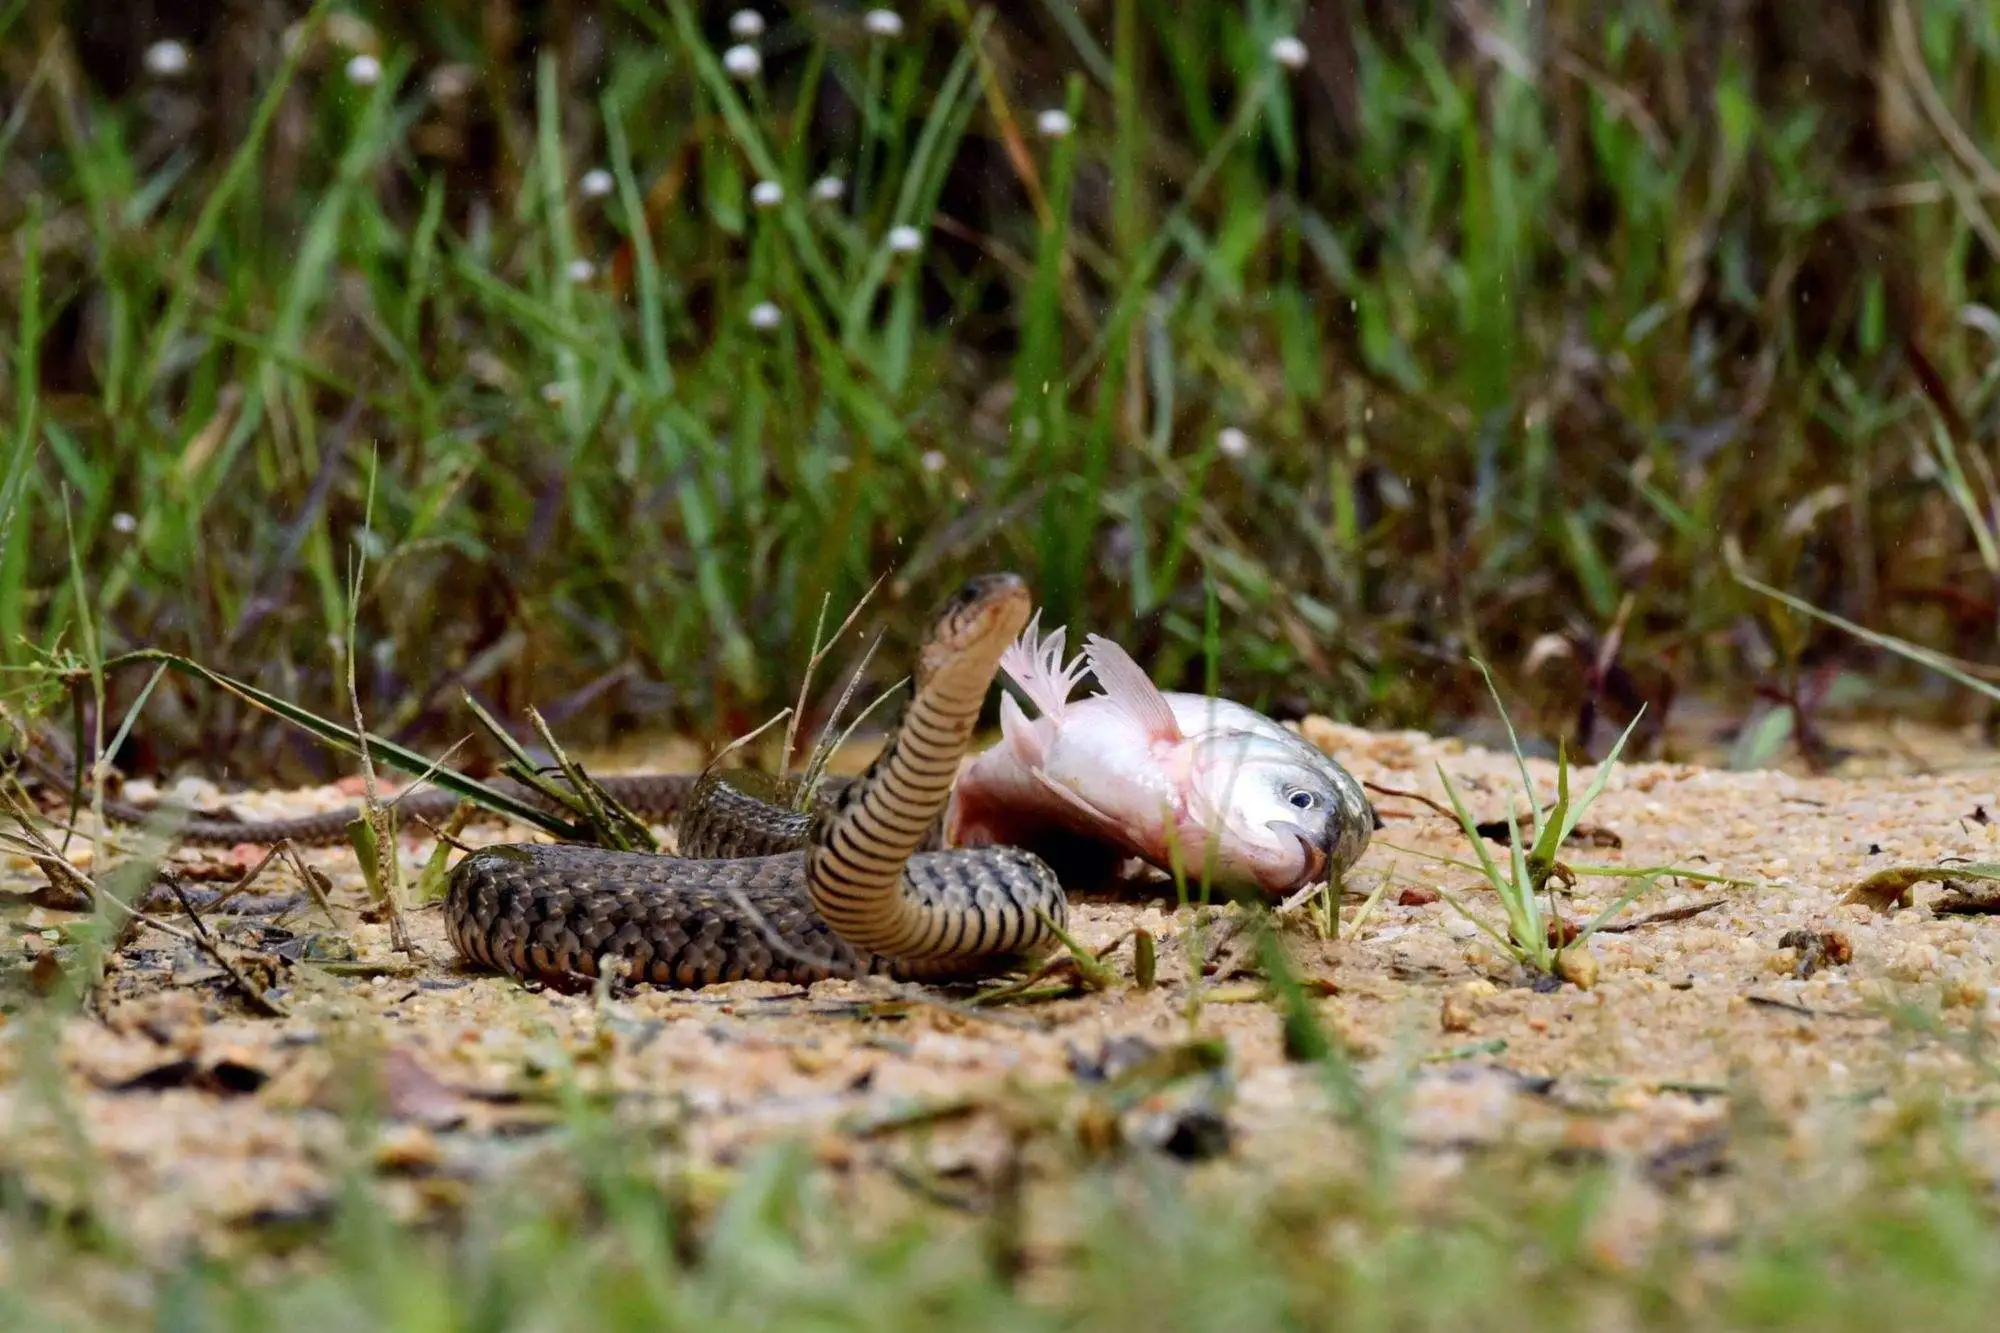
[{"left": 1184, "top": 730, "right": 1375, "bottom": 896}]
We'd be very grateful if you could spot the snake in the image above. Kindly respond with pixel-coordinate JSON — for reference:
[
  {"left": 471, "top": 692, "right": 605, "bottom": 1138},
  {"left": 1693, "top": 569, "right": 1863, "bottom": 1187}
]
[
  {"left": 441, "top": 571, "right": 1068, "bottom": 989},
  {"left": 44, "top": 573, "right": 1073, "bottom": 989}
]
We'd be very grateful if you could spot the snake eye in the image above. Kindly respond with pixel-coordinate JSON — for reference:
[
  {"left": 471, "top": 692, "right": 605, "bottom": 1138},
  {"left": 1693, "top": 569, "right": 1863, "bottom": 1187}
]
[{"left": 1287, "top": 790, "right": 1316, "bottom": 811}]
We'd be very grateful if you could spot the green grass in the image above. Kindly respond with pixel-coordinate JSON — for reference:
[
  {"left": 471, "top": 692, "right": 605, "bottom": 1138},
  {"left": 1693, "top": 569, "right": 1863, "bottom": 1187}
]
[
  {"left": 3, "top": 2, "right": 1999, "bottom": 776},
  {"left": 5, "top": 998, "right": 2000, "bottom": 1331}
]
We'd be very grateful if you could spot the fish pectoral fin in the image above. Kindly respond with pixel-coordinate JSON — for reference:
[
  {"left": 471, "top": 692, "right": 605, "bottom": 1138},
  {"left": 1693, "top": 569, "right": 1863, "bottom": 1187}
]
[
  {"left": 998, "top": 691, "right": 1050, "bottom": 768},
  {"left": 1028, "top": 769, "right": 1126, "bottom": 831},
  {"left": 999, "top": 608, "right": 1089, "bottom": 720},
  {"left": 1082, "top": 633, "right": 1183, "bottom": 743}
]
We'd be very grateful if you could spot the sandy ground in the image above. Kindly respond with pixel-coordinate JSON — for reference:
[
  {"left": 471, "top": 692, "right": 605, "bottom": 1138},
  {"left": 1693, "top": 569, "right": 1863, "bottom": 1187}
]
[{"left": 5, "top": 715, "right": 2000, "bottom": 1270}]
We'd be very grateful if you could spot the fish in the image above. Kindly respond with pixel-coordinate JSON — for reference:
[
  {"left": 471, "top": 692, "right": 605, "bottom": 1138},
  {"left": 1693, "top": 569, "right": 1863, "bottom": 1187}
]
[{"left": 943, "top": 612, "right": 1376, "bottom": 898}]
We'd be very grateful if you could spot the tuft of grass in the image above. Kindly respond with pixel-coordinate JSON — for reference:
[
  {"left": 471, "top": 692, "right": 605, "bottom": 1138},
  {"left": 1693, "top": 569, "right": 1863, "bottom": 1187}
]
[{"left": 1419, "top": 659, "right": 1738, "bottom": 985}]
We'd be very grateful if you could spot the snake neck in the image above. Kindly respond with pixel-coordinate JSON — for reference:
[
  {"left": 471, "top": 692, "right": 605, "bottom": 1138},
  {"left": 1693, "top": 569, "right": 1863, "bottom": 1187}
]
[{"left": 803, "top": 669, "right": 987, "bottom": 957}]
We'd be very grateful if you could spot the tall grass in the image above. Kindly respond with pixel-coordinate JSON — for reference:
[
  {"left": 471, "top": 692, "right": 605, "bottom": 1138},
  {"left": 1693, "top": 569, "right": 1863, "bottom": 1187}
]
[{"left": 2, "top": 0, "right": 1998, "bottom": 776}]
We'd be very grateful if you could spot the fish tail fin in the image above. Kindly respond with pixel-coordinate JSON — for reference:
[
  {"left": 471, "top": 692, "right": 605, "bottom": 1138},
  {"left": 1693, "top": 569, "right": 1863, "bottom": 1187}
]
[
  {"left": 1083, "top": 633, "right": 1183, "bottom": 742},
  {"left": 999, "top": 608, "right": 1088, "bottom": 720}
]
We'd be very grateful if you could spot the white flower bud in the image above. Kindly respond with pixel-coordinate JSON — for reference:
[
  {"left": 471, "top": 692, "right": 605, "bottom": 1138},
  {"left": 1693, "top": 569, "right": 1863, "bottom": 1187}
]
[
  {"left": 144, "top": 41, "right": 190, "bottom": 78},
  {"left": 1269, "top": 36, "right": 1309, "bottom": 71}
]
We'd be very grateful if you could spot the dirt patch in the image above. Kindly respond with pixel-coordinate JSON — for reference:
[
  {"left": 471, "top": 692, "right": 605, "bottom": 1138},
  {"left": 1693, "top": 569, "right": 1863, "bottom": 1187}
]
[{"left": 5, "top": 720, "right": 2000, "bottom": 1267}]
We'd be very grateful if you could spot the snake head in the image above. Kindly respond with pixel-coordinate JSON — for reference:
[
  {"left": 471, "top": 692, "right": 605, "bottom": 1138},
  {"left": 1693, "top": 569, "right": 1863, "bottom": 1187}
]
[{"left": 919, "top": 573, "right": 1034, "bottom": 688}]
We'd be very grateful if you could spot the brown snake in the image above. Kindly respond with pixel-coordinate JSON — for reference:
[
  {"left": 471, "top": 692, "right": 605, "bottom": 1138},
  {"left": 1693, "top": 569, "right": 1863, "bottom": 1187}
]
[
  {"left": 443, "top": 572, "right": 1067, "bottom": 989},
  {"left": 58, "top": 574, "right": 1071, "bottom": 989}
]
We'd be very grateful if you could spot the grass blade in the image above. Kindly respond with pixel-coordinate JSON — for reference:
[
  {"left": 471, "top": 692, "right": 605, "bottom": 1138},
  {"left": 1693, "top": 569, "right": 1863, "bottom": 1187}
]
[{"left": 98, "top": 649, "right": 583, "bottom": 839}]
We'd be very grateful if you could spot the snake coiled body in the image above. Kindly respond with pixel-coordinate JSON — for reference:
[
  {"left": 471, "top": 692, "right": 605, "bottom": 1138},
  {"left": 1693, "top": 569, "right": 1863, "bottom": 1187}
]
[{"left": 442, "top": 573, "right": 1067, "bottom": 990}]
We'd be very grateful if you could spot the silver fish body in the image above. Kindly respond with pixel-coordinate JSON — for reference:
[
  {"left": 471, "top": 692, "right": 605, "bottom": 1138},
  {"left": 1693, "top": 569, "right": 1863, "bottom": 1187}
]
[{"left": 945, "top": 615, "right": 1375, "bottom": 897}]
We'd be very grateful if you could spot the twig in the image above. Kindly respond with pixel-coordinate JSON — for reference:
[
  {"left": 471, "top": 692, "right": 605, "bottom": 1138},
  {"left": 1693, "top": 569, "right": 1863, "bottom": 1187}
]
[
  {"left": 1364, "top": 780, "right": 1478, "bottom": 822},
  {"left": 1745, "top": 994, "right": 1818, "bottom": 1019},
  {"left": 1594, "top": 897, "right": 1725, "bottom": 934},
  {"left": 696, "top": 706, "right": 795, "bottom": 781},
  {"left": 342, "top": 455, "right": 417, "bottom": 960},
  {"left": 969, "top": 953, "right": 1089, "bottom": 1006},
  {"left": 1890, "top": 0, "right": 2000, "bottom": 198},
  {"left": 165, "top": 876, "right": 213, "bottom": 940},
  {"left": 412, "top": 814, "right": 482, "bottom": 855},
  {"left": 1, "top": 787, "right": 99, "bottom": 906},
  {"left": 274, "top": 839, "right": 342, "bottom": 929},
  {"left": 799, "top": 637, "right": 894, "bottom": 808},
  {"left": 782, "top": 571, "right": 890, "bottom": 775},
  {"left": 194, "top": 843, "right": 287, "bottom": 920},
  {"left": 149, "top": 870, "right": 289, "bottom": 1017},
  {"left": 523, "top": 704, "right": 654, "bottom": 850}
]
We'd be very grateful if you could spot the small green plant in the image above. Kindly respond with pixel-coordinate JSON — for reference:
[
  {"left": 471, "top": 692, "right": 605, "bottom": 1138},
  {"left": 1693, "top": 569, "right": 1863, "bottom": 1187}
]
[{"left": 1423, "top": 659, "right": 1737, "bottom": 985}]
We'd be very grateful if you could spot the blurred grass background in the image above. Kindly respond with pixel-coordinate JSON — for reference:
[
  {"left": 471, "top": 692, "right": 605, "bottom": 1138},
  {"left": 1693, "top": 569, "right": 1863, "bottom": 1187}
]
[{"left": 3, "top": 0, "right": 1999, "bottom": 783}]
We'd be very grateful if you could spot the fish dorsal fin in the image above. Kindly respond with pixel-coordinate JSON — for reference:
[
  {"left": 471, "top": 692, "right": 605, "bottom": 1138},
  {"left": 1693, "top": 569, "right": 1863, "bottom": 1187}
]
[
  {"left": 1082, "top": 634, "right": 1183, "bottom": 742},
  {"left": 999, "top": 608, "right": 1088, "bottom": 720}
]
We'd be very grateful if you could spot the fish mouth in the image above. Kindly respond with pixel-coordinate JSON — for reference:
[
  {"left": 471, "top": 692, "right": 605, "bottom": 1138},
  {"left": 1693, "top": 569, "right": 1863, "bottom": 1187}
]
[
  {"left": 1263, "top": 820, "right": 1329, "bottom": 896},
  {"left": 1296, "top": 834, "right": 1328, "bottom": 885},
  {"left": 1262, "top": 793, "right": 1375, "bottom": 896}
]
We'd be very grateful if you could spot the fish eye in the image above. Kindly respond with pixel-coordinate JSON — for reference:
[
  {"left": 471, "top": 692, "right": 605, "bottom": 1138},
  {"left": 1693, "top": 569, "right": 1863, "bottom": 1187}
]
[{"left": 1287, "top": 790, "right": 1316, "bottom": 810}]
